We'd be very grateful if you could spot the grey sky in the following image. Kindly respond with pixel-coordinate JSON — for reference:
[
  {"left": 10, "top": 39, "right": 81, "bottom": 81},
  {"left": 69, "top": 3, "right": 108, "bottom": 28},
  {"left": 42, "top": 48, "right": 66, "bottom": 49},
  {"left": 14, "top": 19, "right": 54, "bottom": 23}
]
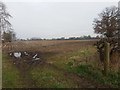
[{"left": 4, "top": 1, "right": 118, "bottom": 39}]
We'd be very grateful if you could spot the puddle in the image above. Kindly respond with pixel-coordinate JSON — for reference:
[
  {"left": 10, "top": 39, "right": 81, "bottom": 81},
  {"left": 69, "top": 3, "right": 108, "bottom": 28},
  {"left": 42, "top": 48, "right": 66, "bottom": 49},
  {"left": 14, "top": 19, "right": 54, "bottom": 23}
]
[
  {"left": 13, "top": 52, "right": 22, "bottom": 58},
  {"left": 9, "top": 51, "right": 41, "bottom": 62}
]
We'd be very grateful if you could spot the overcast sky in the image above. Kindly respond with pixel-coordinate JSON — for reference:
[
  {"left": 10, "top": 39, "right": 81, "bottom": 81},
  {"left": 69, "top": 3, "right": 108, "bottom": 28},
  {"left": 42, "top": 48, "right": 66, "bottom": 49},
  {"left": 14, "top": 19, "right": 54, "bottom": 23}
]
[{"left": 3, "top": 0, "right": 119, "bottom": 39}]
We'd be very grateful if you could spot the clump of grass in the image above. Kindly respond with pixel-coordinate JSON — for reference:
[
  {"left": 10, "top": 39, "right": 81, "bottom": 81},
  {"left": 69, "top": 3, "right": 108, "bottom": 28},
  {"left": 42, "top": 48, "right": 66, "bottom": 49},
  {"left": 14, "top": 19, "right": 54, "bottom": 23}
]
[
  {"left": 49, "top": 46, "right": 98, "bottom": 75},
  {"left": 67, "top": 61, "right": 74, "bottom": 66}
]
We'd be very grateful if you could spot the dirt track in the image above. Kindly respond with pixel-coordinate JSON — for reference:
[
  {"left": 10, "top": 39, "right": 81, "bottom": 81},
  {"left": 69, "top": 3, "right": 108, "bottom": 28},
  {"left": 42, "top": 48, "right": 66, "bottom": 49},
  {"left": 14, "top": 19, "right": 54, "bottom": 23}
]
[{"left": 6, "top": 52, "right": 109, "bottom": 88}]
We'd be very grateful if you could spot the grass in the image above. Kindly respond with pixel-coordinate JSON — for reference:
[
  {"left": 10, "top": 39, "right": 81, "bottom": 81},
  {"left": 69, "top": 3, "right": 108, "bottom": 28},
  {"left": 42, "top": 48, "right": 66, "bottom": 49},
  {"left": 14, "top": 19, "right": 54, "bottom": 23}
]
[
  {"left": 48, "top": 45, "right": 97, "bottom": 71},
  {"left": 30, "top": 64, "right": 75, "bottom": 88},
  {"left": 67, "top": 64, "right": 119, "bottom": 88},
  {"left": 2, "top": 54, "right": 24, "bottom": 88},
  {"left": 2, "top": 40, "right": 119, "bottom": 88},
  {"left": 46, "top": 45, "right": 119, "bottom": 88}
]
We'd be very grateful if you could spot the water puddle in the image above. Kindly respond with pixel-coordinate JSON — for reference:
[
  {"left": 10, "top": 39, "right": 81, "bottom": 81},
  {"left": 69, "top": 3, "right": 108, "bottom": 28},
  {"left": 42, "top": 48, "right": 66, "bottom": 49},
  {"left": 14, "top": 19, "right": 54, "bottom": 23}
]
[{"left": 9, "top": 51, "right": 42, "bottom": 65}]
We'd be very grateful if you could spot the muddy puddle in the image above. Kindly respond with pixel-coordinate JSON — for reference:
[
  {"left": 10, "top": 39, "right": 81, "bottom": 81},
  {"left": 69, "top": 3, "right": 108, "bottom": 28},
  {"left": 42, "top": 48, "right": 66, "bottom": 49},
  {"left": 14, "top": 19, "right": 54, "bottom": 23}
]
[{"left": 8, "top": 51, "right": 44, "bottom": 70}]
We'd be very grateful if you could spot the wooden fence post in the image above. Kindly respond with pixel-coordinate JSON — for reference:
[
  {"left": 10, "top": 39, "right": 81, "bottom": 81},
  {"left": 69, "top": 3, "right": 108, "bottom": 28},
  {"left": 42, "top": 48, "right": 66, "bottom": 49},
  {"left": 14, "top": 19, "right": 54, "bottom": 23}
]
[{"left": 103, "top": 42, "right": 110, "bottom": 76}]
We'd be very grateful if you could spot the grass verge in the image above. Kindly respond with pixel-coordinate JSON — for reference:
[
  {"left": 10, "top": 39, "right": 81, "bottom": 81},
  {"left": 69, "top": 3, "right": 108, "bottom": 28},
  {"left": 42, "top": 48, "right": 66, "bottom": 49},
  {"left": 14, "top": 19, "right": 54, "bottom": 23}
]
[
  {"left": 67, "top": 64, "right": 119, "bottom": 88},
  {"left": 2, "top": 54, "right": 23, "bottom": 88}
]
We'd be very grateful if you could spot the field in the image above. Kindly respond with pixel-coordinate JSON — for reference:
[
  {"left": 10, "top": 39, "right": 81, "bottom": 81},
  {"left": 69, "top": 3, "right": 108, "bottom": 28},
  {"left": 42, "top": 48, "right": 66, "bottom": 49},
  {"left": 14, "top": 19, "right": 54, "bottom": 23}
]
[{"left": 2, "top": 40, "right": 119, "bottom": 88}]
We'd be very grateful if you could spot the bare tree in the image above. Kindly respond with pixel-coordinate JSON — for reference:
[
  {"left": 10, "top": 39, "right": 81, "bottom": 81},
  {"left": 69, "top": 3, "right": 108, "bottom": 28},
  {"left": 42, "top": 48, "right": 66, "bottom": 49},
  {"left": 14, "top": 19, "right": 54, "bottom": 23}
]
[
  {"left": 0, "top": 2, "right": 12, "bottom": 41},
  {"left": 118, "top": 1, "right": 120, "bottom": 49},
  {"left": 93, "top": 6, "right": 119, "bottom": 62},
  {"left": 93, "top": 6, "right": 118, "bottom": 39},
  {"left": 0, "top": 2, "right": 15, "bottom": 43}
]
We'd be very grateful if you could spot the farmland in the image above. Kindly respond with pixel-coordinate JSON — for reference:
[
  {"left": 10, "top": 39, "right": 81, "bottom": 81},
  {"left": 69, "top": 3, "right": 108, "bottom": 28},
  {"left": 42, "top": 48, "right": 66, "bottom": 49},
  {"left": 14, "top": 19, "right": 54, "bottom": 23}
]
[{"left": 2, "top": 40, "right": 119, "bottom": 88}]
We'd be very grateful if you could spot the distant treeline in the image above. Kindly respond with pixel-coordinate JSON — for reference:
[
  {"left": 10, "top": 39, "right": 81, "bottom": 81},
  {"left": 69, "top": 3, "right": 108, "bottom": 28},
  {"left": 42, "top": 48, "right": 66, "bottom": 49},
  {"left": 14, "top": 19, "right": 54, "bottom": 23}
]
[
  {"left": 53, "top": 35, "right": 99, "bottom": 40},
  {"left": 18, "top": 35, "right": 100, "bottom": 41}
]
